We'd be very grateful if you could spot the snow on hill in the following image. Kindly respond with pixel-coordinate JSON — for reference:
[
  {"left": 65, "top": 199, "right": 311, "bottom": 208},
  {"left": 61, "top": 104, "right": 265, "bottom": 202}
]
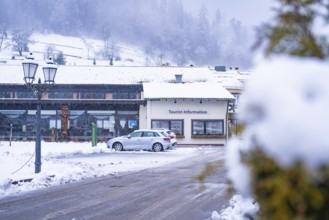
[{"left": 0, "top": 33, "right": 174, "bottom": 66}]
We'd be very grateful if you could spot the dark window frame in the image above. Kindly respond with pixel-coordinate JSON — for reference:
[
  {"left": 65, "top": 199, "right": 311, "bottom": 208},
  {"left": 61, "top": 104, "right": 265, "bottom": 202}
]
[
  {"left": 151, "top": 119, "right": 184, "bottom": 135},
  {"left": 191, "top": 119, "right": 224, "bottom": 136}
]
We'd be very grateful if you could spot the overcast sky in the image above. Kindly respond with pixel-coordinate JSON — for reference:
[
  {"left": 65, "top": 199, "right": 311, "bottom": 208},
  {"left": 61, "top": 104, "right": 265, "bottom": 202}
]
[{"left": 181, "top": 0, "right": 276, "bottom": 27}]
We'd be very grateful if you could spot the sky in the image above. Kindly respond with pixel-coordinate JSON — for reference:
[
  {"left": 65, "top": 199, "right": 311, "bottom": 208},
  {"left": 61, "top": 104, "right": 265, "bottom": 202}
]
[{"left": 181, "top": 0, "right": 276, "bottom": 27}]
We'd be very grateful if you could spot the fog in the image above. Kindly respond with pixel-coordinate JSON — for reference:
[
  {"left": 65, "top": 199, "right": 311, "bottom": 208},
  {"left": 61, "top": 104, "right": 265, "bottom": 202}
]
[{"left": 0, "top": 0, "right": 260, "bottom": 68}]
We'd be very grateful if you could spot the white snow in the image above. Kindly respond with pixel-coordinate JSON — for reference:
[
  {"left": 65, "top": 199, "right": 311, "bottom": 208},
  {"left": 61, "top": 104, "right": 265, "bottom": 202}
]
[
  {"left": 239, "top": 56, "right": 329, "bottom": 169},
  {"left": 0, "top": 141, "right": 220, "bottom": 199},
  {"left": 215, "top": 195, "right": 259, "bottom": 220},
  {"left": 0, "top": 33, "right": 174, "bottom": 67},
  {"left": 143, "top": 82, "right": 235, "bottom": 100},
  {"left": 0, "top": 65, "right": 216, "bottom": 85},
  {"left": 223, "top": 55, "right": 329, "bottom": 219}
]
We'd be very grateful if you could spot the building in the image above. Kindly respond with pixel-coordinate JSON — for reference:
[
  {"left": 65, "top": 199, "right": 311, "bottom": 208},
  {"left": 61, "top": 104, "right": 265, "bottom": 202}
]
[
  {"left": 0, "top": 64, "right": 234, "bottom": 145},
  {"left": 212, "top": 66, "right": 251, "bottom": 136}
]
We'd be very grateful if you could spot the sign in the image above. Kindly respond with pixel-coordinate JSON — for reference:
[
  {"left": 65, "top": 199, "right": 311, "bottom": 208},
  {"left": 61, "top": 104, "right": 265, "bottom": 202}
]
[{"left": 168, "top": 110, "right": 208, "bottom": 114}]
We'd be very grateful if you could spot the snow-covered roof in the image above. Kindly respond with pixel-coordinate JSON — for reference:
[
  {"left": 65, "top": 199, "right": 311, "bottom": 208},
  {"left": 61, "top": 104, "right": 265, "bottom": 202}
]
[
  {"left": 143, "top": 82, "right": 235, "bottom": 100},
  {"left": 210, "top": 69, "right": 251, "bottom": 90},
  {"left": 0, "top": 65, "right": 215, "bottom": 85},
  {"left": 214, "top": 76, "right": 244, "bottom": 90}
]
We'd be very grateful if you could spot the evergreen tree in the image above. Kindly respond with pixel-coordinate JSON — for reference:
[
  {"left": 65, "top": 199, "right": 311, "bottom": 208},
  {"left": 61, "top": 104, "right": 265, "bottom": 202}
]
[
  {"left": 238, "top": 1, "right": 329, "bottom": 219},
  {"left": 54, "top": 51, "right": 66, "bottom": 65},
  {"left": 254, "top": 0, "right": 328, "bottom": 59}
]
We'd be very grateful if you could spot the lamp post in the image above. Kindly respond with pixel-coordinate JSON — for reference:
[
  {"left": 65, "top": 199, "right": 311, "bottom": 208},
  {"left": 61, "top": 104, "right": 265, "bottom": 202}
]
[{"left": 22, "top": 53, "right": 57, "bottom": 173}]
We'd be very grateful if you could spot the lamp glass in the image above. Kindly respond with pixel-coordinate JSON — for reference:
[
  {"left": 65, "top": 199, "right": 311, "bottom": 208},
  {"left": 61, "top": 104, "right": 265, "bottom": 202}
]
[
  {"left": 22, "top": 62, "right": 38, "bottom": 84},
  {"left": 43, "top": 66, "right": 57, "bottom": 84}
]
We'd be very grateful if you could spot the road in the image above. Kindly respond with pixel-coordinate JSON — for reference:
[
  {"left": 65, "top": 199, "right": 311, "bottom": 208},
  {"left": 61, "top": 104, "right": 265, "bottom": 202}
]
[{"left": 0, "top": 148, "right": 232, "bottom": 220}]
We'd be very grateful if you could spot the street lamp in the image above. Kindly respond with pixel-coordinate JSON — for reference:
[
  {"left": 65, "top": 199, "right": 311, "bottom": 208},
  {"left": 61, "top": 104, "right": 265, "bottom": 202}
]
[{"left": 22, "top": 53, "right": 57, "bottom": 173}]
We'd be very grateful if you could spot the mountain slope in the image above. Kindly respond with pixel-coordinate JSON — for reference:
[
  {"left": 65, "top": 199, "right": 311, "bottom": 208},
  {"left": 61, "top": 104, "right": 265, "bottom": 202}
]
[{"left": 0, "top": 33, "right": 175, "bottom": 66}]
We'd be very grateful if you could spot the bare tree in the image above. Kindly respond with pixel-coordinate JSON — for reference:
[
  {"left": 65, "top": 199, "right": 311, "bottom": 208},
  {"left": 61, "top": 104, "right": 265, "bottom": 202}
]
[
  {"left": 0, "top": 23, "right": 8, "bottom": 51},
  {"left": 101, "top": 23, "right": 119, "bottom": 65},
  {"left": 12, "top": 30, "right": 31, "bottom": 56},
  {"left": 44, "top": 44, "right": 55, "bottom": 60}
]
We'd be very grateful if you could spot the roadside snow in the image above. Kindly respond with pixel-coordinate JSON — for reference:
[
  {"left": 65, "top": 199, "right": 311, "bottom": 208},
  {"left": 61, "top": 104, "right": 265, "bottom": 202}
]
[{"left": 0, "top": 141, "right": 213, "bottom": 198}]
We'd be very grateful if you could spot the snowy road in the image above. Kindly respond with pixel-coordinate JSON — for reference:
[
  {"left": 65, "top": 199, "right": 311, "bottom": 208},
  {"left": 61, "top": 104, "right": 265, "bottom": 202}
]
[{"left": 0, "top": 148, "right": 231, "bottom": 220}]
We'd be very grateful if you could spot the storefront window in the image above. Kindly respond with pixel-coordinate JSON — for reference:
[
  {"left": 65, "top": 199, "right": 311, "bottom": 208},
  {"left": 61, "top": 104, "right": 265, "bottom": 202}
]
[
  {"left": 0, "top": 110, "right": 27, "bottom": 137},
  {"left": 0, "top": 91, "right": 11, "bottom": 98},
  {"left": 151, "top": 120, "right": 183, "bottom": 135},
  {"left": 192, "top": 120, "right": 224, "bottom": 135}
]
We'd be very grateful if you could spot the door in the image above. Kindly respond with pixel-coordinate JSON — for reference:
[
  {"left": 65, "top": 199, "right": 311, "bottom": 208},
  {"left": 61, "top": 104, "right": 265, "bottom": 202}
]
[
  {"left": 140, "top": 131, "right": 157, "bottom": 150},
  {"left": 123, "top": 131, "right": 143, "bottom": 150}
]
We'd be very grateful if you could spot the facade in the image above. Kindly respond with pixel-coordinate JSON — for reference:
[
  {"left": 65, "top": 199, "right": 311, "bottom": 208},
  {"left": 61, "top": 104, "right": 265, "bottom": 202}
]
[
  {"left": 0, "top": 64, "right": 235, "bottom": 145},
  {"left": 140, "top": 82, "right": 234, "bottom": 146},
  {"left": 0, "top": 83, "right": 142, "bottom": 141}
]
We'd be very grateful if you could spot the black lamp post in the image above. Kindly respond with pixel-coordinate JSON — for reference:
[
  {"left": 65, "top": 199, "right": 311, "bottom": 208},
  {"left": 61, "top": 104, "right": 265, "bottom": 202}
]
[{"left": 22, "top": 53, "right": 57, "bottom": 173}]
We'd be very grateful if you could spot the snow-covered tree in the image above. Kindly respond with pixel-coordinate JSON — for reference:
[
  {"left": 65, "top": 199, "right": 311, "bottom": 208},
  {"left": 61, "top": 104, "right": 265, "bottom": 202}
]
[
  {"left": 227, "top": 0, "right": 329, "bottom": 219},
  {"left": 12, "top": 30, "right": 31, "bottom": 56}
]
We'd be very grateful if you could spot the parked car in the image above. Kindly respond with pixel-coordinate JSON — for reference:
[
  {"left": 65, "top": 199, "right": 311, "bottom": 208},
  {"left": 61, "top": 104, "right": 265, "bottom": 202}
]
[
  {"left": 153, "top": 129, "right": 177, "bottom": 147},
  {"left": 107, "top": 129, "right": 172, "bottom": 152}
]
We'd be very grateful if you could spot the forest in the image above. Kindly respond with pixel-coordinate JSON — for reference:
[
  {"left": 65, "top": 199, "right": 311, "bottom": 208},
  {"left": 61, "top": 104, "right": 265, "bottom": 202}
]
[{"left": 0, "top": 0, "right": 253, "bottom": 68}]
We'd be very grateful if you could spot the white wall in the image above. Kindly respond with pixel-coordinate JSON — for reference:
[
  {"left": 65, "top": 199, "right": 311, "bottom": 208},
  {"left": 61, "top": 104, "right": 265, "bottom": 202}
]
[{"left": 139, "top": 99, "right": 228, "bottom": 146}]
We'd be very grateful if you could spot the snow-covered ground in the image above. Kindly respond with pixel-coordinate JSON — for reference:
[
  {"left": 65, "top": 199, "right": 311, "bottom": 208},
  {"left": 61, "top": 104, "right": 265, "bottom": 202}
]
[
  {"left": 0, "top": 140, "right": 251, "bottom": 219},
  {"left": 0, "top": 141, "right": 213, "bottom": 198},
  {"left": 0, "top": 33, "right": 174, "bottom": 66}
]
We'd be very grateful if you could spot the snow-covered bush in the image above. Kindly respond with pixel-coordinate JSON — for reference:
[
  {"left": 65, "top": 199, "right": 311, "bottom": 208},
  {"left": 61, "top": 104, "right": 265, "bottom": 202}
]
[{"left": 227, "top": 56, "right": 329, "bottom": 219}]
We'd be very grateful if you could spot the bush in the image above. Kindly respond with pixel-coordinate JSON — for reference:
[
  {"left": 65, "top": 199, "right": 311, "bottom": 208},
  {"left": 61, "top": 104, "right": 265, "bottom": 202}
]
[{"left": 242, "top": 148, "right": 329, "bottom": 220}]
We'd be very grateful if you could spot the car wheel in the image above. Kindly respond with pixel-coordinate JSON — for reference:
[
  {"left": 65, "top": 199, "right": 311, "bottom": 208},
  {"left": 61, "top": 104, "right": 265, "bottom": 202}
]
[
  {"left": 153, "top": 143, "right": 163, "bottom": 152},
  {"left": 113, "top": 142, "right": 123, "bottom": 151}
]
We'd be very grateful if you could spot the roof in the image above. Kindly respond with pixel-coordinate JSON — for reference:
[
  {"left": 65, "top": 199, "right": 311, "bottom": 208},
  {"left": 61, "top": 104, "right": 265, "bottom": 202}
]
[
  {"left": 0, "top": 64, "right": 214, "bottom": 85},
  {"left": 143, "top": 82, "right": 235, "bottom": 100}
]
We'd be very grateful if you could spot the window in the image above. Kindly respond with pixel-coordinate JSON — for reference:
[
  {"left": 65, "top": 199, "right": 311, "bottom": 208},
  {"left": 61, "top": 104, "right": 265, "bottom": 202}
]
[
  {"left": 151, "top": 120, "right": 183, "bottom": 135},
  {"left": 192, "top": 120, "right": 224, "bottom": 136},
  {"left": 80, "top": 92, "right": 105, "bottom": 99},
  {"left": 48, "top": 92, "right": 74, "bottom": 99},
  {"left": 113, "top": 92, "right": 136, "bottom": 99},
  {"left": 131, "top": 131, "right": 142, "bottom": 137},
  {"left": 0, "top": 91, "right": 11, "bottom": 98},
  {"left": 143, "top": 132, "right": 158, "bottom": 137},
  {"left": 16, "top": 91, "right": 35, "bottom": 98}
]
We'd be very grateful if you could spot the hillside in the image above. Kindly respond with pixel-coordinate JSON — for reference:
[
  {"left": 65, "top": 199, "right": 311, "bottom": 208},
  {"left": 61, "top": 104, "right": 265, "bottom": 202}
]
[{"left": 0, "top": 33, "right": 176, "bottom": 67}]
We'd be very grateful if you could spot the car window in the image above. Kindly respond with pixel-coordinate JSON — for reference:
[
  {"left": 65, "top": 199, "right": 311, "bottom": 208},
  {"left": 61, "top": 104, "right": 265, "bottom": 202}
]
[
  {"left": 143, "top": 132, "right": 157, "bottom": 137},
  {"left": 130, "top": 131, "right": 142, "bottom": 137},
  {"left": 160, "top": 132, "right": 169, "bottom": 137}
]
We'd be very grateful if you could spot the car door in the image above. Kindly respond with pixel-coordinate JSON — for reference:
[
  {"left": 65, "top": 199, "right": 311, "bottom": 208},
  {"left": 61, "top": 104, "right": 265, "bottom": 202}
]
[
  {"left": 124, "top": 131, "right": 143, "bottom": 150},
  {"left": 140, "top": 131, "right": 158, "bottom": 150}
]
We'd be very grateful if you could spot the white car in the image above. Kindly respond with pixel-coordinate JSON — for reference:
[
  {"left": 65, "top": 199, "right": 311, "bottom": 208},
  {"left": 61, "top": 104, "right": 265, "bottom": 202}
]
[
  {"left": 152, "top": 129, "right": 177, "bottom": 147},
  {"left": 107, "top": 129, "right": 172, "bottom": 152},
  {"left": 161, "top": 129, "right": 178, "bottom": 147}
]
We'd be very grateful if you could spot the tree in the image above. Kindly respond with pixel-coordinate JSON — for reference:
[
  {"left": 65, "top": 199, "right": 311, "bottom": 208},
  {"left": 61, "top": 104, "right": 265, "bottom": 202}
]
[
  {"left": 0, "top": 23, "right": 8, "bottom": 51},
  {"left": 12, "top": 30, "right": 31, "bottom": 56},
  {"left": 54, "top": 51, "right": 66, "bottom": 65},
  {"left": 44, "top": 45, "right": 55, "bottom": 60},
  {"left": 194, "top": 3, "right": 211, "bottom": 64},
  {"left": 233, "top": 1, "right": 329, "bottom": 219},
  {"left": 253, "top": 0, "right": 328, "bottom": 59}
]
